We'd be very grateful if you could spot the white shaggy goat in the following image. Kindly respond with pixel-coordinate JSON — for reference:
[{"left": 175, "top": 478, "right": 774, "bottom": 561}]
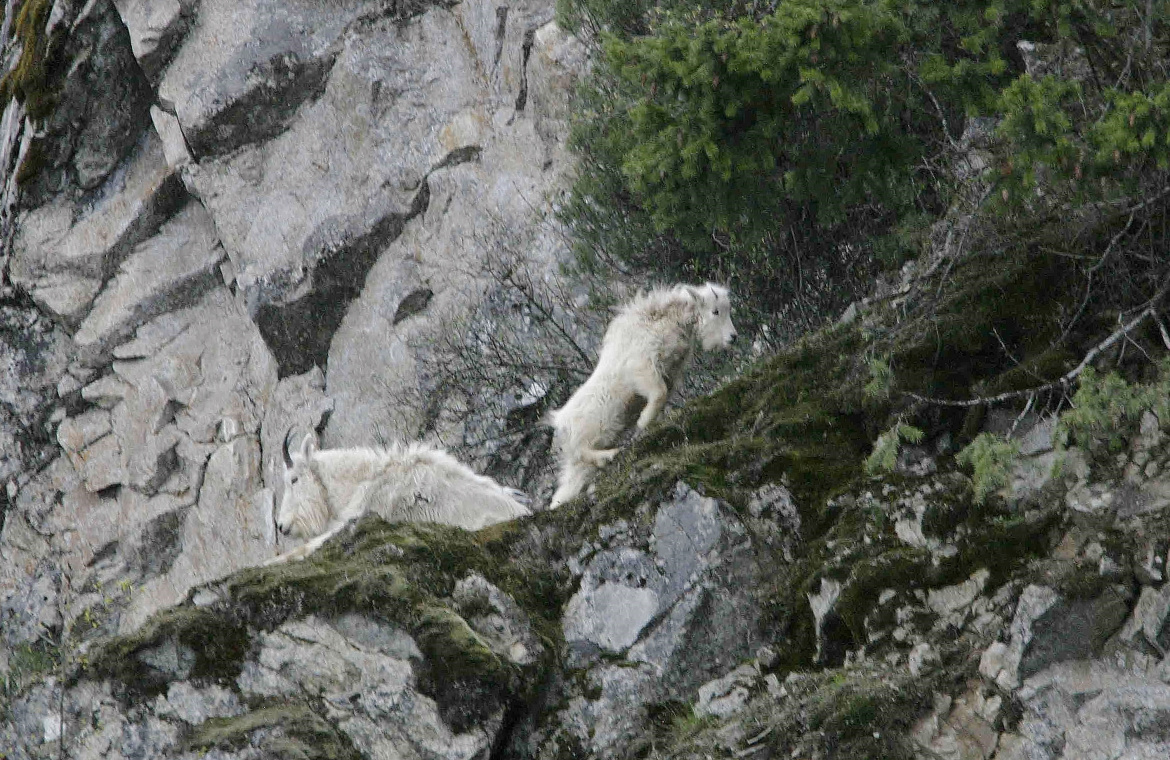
[
  {"left": 267, "top": 433, "right": 531, "bottom": 564},
  {"left": 548, "top": 282, "right": 738, "bottom": 509}
]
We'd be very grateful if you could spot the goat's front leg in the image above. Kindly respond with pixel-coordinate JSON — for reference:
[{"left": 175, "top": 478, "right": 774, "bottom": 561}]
[
  {"left": 265, "top": 518, "right": 349, "bottom": 566},
  {"left": 636, "top": 375, "right": 670, "bottom": 430}
]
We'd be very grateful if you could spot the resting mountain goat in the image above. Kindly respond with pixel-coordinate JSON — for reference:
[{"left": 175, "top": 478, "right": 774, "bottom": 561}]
[
  {"left": 548, "top": 283, "right": 738, "bottom": 509},
  {"left": 268, "top": 433, "right": 531, "bottom": 564}
]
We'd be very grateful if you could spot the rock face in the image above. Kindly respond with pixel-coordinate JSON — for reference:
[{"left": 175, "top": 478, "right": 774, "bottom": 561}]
[
  {"left": 1, "top": 0, "right": 585, "bottom": 756},
  {"left": 543, "top": 481, "right": 793, "bottom": 757},
  {"left": 0, "top": 519, "right": 548, "bottom": 760},
  {"left": 6, "top": 2, "right": 1170, "bottom": 760},
  {"left": 1, "top": 0, "right": 580, "bottom": 612}
]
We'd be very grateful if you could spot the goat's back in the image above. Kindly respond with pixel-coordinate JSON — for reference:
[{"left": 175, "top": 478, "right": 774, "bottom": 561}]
[{"left": 356, "top": 443, "right": 530, "bottom": 530}]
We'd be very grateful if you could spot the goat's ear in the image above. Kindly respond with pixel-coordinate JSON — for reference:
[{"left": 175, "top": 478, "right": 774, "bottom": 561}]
[{"left": 299, "top": 432, "right": 318, "bottom": 460}]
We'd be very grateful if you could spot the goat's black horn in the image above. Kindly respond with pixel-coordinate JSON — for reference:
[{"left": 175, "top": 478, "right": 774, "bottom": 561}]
[{"left": 282, "top": 430, "right": 296, "bottom": 467}]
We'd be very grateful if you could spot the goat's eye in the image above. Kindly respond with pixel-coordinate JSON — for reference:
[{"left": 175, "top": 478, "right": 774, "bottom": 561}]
[
  {"left": 290, "top": 476, "right": 298, "bottom": 485},
  {"left": 713, "top": 309, "right": 720, "bottom": 315}
]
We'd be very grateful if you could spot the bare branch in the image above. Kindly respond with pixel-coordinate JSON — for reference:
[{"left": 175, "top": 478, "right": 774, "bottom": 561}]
[
  {"left": 1155, "top": 312, "right": 1170, "bottom": 350},
  {"left": 1008, "top": 394, "right": 1036, "bottom": 439},
  {"left": 905, "top": 282, "right": 1169, "bottom": 408},
  {"left": 1088, "top": 209, "right": 1137, "bottom": 274},
  {"left": 902, "top": 52, "right": 960, "bottom": 150}
]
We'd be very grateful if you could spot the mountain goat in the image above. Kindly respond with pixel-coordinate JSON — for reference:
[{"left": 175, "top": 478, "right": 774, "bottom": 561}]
[
  {"left": 267, "top": 433, "right": 531, "bottom": 564},
  {"left": 548, "top": 282, "right": 738, "bottom": 509}
]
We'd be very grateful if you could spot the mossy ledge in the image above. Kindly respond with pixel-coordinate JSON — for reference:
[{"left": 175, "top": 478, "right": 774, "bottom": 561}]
[
  {"left": 570, "top": 325, "right": 883, "bottom": 537},
  {"left": 84, "top": 519, "right": 564, "bottom": 726},
  {"left": 185, "top": 701, "right": 363, "bottom": 760},
  {"left": 1, "top": 0, "right": 67, "bottom": 120},
  {"left": 658, "top": 664, "right": 954, "bottom": 760},
  {"left": 534, "top": 320, "right": 1059, "bottom": 669},
  {"left": 82, "top": 605, "right": 250, "bottom": 693}
]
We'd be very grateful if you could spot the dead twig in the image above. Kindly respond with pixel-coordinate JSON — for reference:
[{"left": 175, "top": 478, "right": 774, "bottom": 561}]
[
  {"left": 905, "top": 280, "right": 1170, "bottom": 408},
  {"left": 1155, "top": 311, "right": 1170, "bottom": 350}
]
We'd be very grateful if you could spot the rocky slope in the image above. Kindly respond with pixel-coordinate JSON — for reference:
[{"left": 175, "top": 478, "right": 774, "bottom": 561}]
[
  {"left": 2, "top": 2, "right": 1170, "bottom": 760},
  {"left": 0, "top": 0, "right": 584, "bottom": 652},
  {"left": 6, "top": 309, "right": 1170, "bottom": 760}
]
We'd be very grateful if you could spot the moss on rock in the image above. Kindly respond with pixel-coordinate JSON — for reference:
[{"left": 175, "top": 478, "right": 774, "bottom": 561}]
[
  {"left": 2, "top": 0, "right": 65, "bottom": 120},
  {"left": 804, "top": 674, "right": 929, "bottom": 759},
  {"left": 657, "top": 665, "right": 948, "bottom": 760},
  {"left": 186, "top": 701, "right": 363, "bottom": 760},
  {"left": 888, "top": 245, "right": 1084, "bottom": 405},
  {"left": 577, "top": 324, "right": 881, "bottom": 539},
  {"left": 84, "top": 606, "right": 249, "bottom": 694},
  {"left": 83, "top": 517, "right": 562, "bottom": 728}
]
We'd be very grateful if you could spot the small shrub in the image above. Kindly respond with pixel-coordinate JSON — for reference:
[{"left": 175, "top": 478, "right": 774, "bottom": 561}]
[
  {"left": 1056, "top": 363, "right": 1170, "bottom": 456},
  {"left": 956, "top": 432, "right": 1019, "bottom": 504},
  {"left": 864, "top": 356, "right": 894, "bottom": 401},
  {"left": 865, "top": 422, "right": 924, "bottom": 474}
]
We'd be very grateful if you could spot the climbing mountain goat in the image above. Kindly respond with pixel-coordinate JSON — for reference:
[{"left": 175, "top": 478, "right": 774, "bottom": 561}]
[
  {"left": 268, "top": 433, "right": 531, "bottom": 564},
  {"left": 548, "top": 283, "right": 738, "bottom": 508}
]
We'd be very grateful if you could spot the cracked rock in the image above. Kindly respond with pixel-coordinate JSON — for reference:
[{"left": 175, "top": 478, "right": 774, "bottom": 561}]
[{"left": 73, "top": 200, "right": 224, "bottom": 361}]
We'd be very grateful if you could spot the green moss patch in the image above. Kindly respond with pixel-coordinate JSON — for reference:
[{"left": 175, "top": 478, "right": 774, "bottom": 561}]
[
  {"left": 83, "top": 517, "right": 563, "bottom": 733},
  {"left": 656, "top": 665, "right": 948, "bottom": 760},
  {"left": 571, "top": 325, "right": 881, "bottom": 535},
  {"left": 798, "top": 670, "right": 935, "bottom": 759},
  {"left": 762, "top": 469, "right": 1057, "bottom": 668},
  {"left": 185, "top": 702, "right": 362, "bottom": 760},
  {"left": 2, "top": 640, "right": 60, "bottom": 705},
  {"left": 84, "top": 606, "right": 249, "bottom": 694},
  {"left": 2, "top": 0, "right": 64, "bottom": 120}
]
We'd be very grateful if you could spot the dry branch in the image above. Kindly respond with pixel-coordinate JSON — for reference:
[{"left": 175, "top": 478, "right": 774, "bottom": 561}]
[{"left": 905, "top": 276, "right": 1170, "bottom": 408}]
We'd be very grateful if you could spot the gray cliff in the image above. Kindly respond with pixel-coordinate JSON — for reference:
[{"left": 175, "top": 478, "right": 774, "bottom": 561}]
[{"left": 1, "top": 3, "right": 1170, "bottom": 760}]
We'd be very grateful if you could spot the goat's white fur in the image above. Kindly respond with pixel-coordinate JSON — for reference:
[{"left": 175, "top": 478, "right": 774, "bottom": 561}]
[
  {"left": 268, "top": 434, "right": 531, "bottom": 564},
  {"left": 548, "top": 282, "right": 738, "bottom": 509}
]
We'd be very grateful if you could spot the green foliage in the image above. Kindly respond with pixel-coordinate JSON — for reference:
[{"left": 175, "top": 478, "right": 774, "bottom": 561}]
[
  {"left": 956, "top": 432, "right": 1020, "bottom": 504},
  {"left": 604, "top": 0, "right": 911, "bottom": 238},
  {"left": 864, "top": 422, "right": 923, "bottom": 474},
  {"left": 993, "top": 1, "right": 1170, "bottom": 198},
  {"left": 559, "top": 0, "right": 1034, "bottom": 321},
  {"left": 996, "top": 71, "right": 1170, "bottom": 194},
  {"left": 864, "top": 356, "right": 894, "bottom": 401},
  {"left": 1093, "top": 83, "right": 1170, "bottom": 171},
  {"left": 1056, "top": 363, "right": 1170, "bottom": 455},
  {"left": 996, "top": 74, "right": 1082, "bottom": 191},
  {"left": 561, "top": 0, "right": 1170, "bottom": 341}
]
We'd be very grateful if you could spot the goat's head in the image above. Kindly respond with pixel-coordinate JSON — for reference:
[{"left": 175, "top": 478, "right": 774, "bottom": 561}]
[
  {"left": 275, "top": 432, "right": 330, "bottom": 539},
  {"left": 689, "top": 283, "right": 738, "bottom": 351}
]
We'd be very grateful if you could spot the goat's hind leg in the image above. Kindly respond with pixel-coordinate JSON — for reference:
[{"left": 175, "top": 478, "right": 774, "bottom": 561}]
[
  {"left": 580, "top": 446, "right": 620, "bottom": 466},
  {"left": 549, "top": 459, "right": 595, "bottom": 510}
]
